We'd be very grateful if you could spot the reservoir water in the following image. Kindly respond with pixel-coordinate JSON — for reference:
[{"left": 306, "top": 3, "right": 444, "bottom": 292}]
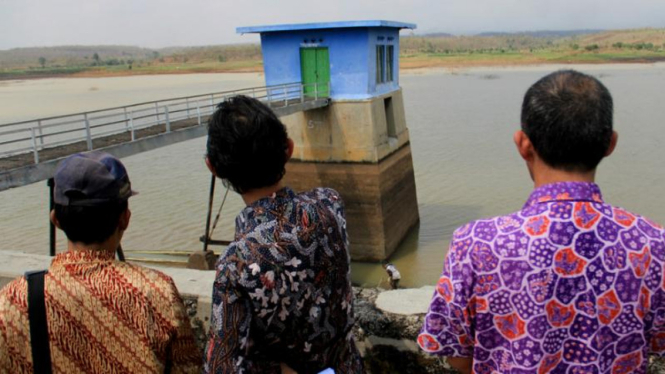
[{"left": 1, "top": 64, "right": 664, "bottom": 288}]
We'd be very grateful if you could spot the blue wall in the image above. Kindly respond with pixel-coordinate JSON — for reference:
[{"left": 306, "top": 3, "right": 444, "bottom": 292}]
[{"left": 260, "top": 27, "right": 402, "bottom": 100}]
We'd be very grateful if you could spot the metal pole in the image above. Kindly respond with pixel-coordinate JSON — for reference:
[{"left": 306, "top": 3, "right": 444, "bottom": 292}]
[
  {"left": 155, "top": 102, "right": 160, "bottom": 123},
  {"left": 315, "top": 83, "right": 319, "bottom": 100},
  {"left": 300, "top": 84, "right": 305, "bottom": 103},
  {"left": 164, "top": 106, "right": 170, "bottom": 133},
  {"left": 210, "top": 95, "right": 215, "bottom": 115},
  {"left": 84, "top": 113, "right": 92, "bottom": 151},
  {"left": 37, "top": 120, "right": 44, "bottom": 146},
  {"left": 186, "top": 98, "right": 190, "bottom": 118},
  {"left": 283, "top": 86, "right": 288, "bottom": 106},
  {"left": 48, "top": 178, "right": 55, "bottom": 257},
  {"left": 196, "top": 102, "right": 202, "bottom": 126},
  {"left": 116, "top": 244, "right": 125, "bottom": 262},
  {"left": 30, "top": 128, "right": 39, "bottom": 164},
  {"left": 129, "top": 111, "right": 135, "bottom": 141},
  {"left": 203, "top": 175, "right": 216, "bottom": 252}
]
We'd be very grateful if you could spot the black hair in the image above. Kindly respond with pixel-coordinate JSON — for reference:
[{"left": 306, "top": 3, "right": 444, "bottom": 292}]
[
  {"left": 54, "top": 201, "right": 127, "bottom": 244},
  {"left": 521, "top": 70, "right": 614, "bottom": 172},
  {"left": 206, "top": 95, "right": 289, "bottom": 194}
]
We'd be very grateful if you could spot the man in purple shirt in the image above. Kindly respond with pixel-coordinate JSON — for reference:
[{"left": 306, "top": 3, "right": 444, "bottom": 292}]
[{"left": 418, "top": 70, "right": 665, "bottom": 374}]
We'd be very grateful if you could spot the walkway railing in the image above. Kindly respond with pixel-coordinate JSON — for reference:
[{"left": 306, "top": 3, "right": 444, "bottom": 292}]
[{"left": 0, "top": 81, "right": 329, "bottom": 164}]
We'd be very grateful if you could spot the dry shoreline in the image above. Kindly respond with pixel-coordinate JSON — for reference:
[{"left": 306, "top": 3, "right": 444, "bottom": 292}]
[{"left": 3, "top": 58, "right": 665, "bottom": 82}]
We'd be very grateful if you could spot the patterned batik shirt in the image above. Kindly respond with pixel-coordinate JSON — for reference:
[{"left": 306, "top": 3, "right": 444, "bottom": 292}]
[
  {"left": 204, "top": 187, "right": 363, "bottom": 374},
  {"left": 418, "top": 182, "right": 665, "bottom": 374},
  {"left": 0, "top": 249, "right": 202, "bottom": 374}
]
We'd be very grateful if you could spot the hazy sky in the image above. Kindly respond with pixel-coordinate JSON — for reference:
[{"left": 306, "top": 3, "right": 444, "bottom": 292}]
[{"left": 1, "top": 0, "right": 664, "bottom": 50}]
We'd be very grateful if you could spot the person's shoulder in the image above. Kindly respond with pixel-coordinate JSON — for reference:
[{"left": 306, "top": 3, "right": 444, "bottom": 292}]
[
  {"left": 298, "top": 187, "right": 343, "bottom": 205},
  {"left": 616, "top": 205, "right": 665, "bottom": 241},
  {"left": 0, "top": 276, "right": 27, "bottom": 306},
  {"left": 115, "top": 261, "right": 178, "bottom": 291},
  {"left": 450, "top": 210, "right": 525, "bottom": 243}
]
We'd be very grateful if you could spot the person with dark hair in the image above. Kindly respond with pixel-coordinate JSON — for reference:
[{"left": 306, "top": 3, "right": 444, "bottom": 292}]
[
  {"left": 203, "top": 96, "right": 363, "bottom": 373},
  {"left": 418, "top": 70, "right": 665, "bottom": 374},
  {"left": 0, "top": 151, "right": 201, "bottom": 373}
]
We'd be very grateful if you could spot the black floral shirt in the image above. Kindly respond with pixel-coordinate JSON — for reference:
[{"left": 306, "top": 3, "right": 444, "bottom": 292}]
[{"left": 204, "top": 187, "right": 363, "bottom": 374}]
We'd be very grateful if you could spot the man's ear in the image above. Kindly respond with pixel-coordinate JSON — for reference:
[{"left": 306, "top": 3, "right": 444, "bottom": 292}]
[
  {"left": 49, "top": 210, "right": 61, "bottom": 229},
  {"left": 605, "top": 131, "right": 618, "bottom": 157},
  {"left": 286, "top": 138, "right": 294, "bottom": 162},
  {"left": 205, "top": 156, "right": 218, "bottom": 177},
  {"left": 514, "top": 129, "right": 535, "bottom": 162},
  {"left": 118, "top": 208, "right": 131, "bottom": 232}
]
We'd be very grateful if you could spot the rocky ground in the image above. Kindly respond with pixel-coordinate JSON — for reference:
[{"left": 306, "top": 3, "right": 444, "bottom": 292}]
[{"left": 183, "top": 288, "right": 665, "bottom": 373}]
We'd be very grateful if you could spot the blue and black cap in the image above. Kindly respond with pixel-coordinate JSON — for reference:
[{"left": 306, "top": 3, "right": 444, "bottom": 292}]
[{"left": 54, "top": 152, "right": 137, "bottom": 207}]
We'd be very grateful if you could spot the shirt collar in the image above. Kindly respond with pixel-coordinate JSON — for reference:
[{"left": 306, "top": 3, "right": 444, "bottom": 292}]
[
  {"left": 51, "top": 248, "right": 116, "bottom": 267},
  {"left": 523, "top": 181, "right": 604, "bottom": 209},
  {"left": 242, "top": 187, "right": 295, "bottom": 212}
]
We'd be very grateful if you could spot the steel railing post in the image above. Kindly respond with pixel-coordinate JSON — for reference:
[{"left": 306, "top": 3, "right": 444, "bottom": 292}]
[
  {"left": 186, "top": 98, "right": 190, "bottom": 118},
  {"left": 129, "top": 110, "right": 135, "bottom": 141},
  {"left": 197, "top": 102, "right": 202, "bottom": 126},
  {"left": 283, "top": 86, "right": 288, "bottom": 106},
  {"left": 300, "top": 84, "right": 305, "bottom": 103},
  {"left": 210, "top": 95, "right": 215, "bottom": 115},
  {"left": 165, "top": 106, "right": 171, "bottom": 133},
  {"left": 155, "top": 102, "right": 160, "bottom": 123},
  {"left": 84, "top": 113, "right": 93, "bottom": 151},
  {"left": 123, "top": 107, "right": 129, "bottom": 131},
  {"left": 315, "top": 83, "right": 319, "bottom": 100},
  {"left": 37, "top": 120, "right": 44, "bottom": 146},
  {"left": 30, "top": 128, "right": 39, "bottom": 164}
]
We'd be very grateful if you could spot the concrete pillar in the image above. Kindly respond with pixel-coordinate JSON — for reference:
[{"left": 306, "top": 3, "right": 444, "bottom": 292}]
[{"left": 281, "top": 88, "right": 419, "bottom": 261}]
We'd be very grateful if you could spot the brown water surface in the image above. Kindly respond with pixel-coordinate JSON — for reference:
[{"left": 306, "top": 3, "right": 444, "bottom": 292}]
[{"left": 1, "top": 65, "right": 664, "bottom": 288}]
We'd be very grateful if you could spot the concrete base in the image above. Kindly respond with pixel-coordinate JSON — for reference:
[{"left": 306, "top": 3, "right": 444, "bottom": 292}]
[{"left": 283, "top": 144, "right": 419, "bottom": 261}]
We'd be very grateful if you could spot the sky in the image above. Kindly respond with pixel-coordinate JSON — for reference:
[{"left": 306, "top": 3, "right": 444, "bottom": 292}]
[{"left": 1, "top": 0, "right": 664, "bottom": 50}]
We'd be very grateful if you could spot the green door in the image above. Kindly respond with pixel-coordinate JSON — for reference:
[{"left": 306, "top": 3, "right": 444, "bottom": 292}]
[{"left": 300, "top": 47, "right": 330, "bottom": 98}]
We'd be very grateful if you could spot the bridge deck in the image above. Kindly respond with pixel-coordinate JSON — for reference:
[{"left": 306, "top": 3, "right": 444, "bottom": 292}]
[{"left": 0, "top": 94, "right": 328, "bottom": 191}]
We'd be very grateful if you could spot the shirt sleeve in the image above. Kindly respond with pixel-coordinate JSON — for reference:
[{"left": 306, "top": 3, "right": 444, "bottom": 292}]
[
  {"left": 165, "top": 279, "right": 204, "bottom": 374},
  {"left": 417, "top": 233, "right": 475, "bottom": 357},
  {"left": 204, "top": 248, "right": 253, "bottom": 373},
  {"left": 647, "top": 231, "right": 665, "bottom": 356}
]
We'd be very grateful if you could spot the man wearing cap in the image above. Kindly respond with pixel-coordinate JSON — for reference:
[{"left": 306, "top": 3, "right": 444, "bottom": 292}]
[{"left": 0, "top": 151, "right": 202, "bottom": 373}]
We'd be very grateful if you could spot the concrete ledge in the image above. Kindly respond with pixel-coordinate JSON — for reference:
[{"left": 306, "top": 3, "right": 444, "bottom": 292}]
[
  {"left": 0, "top": 251, "right": 214, "bottom": 298},
  {"left": 375, "top": 286, "right": 434, "bottom": 315}
]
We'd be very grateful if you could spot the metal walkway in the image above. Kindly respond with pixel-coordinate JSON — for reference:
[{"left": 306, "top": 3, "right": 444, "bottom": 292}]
[{"left": 0, "top": 82, "right": 329, "bottom": 191}]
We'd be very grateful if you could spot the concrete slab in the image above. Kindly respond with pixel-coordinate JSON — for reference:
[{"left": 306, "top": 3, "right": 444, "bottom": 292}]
[{"left": 375, "top": 286, "right": 434, "bottom": 315}]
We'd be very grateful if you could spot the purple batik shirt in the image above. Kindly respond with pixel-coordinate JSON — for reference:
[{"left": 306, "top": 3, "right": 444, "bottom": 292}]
[{"left": 418, "top": 182, "right": 665, "bottom": 374}]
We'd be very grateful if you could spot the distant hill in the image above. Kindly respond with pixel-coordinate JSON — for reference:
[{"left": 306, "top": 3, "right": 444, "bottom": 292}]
[
  {"left": 1, "top": 28, "right": 664, "bottom": 79},
  {"left": 0, "top": 45, "right": 159, "bottom": 68},
  {"left": 578, "top": 28, "right": 665, "bottom": 45},
  {"left": 476, "top": 29, "right": 604, "bottom": 37},
  {"left": 0, "top": 44, "right": 262, "bottom": 69},
  {"left": 409, "top": 32, "right": 455, "bottom": 38}
]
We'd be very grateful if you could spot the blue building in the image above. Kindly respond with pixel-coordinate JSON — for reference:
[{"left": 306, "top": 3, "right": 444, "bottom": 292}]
[
  {"left": 237, "top": 20, "right": 416, "bottom": 100},
  {"left": 237, "top": 20, "right": 420, "bottom": 261}
]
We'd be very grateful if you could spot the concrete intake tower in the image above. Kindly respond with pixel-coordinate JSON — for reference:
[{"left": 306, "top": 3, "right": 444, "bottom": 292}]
[{"left": 237, "top": 21, "right": 419, "bottom": 261}]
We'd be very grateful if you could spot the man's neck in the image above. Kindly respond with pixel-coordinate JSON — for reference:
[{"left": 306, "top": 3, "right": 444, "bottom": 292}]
[
  {"left": 532, "top": 161, "right": 596, "bottom": 188},
  {"left": 241, "top": 182, "right": 284, "bottom": 206},
  {"left": 67, "top": 237, "right": 120, "bottom": 256}
]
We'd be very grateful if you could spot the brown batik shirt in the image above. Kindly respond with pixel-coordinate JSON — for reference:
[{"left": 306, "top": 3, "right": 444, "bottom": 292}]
[{"left": 0, "top": 249, "right": 202, "bottom": 373}]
